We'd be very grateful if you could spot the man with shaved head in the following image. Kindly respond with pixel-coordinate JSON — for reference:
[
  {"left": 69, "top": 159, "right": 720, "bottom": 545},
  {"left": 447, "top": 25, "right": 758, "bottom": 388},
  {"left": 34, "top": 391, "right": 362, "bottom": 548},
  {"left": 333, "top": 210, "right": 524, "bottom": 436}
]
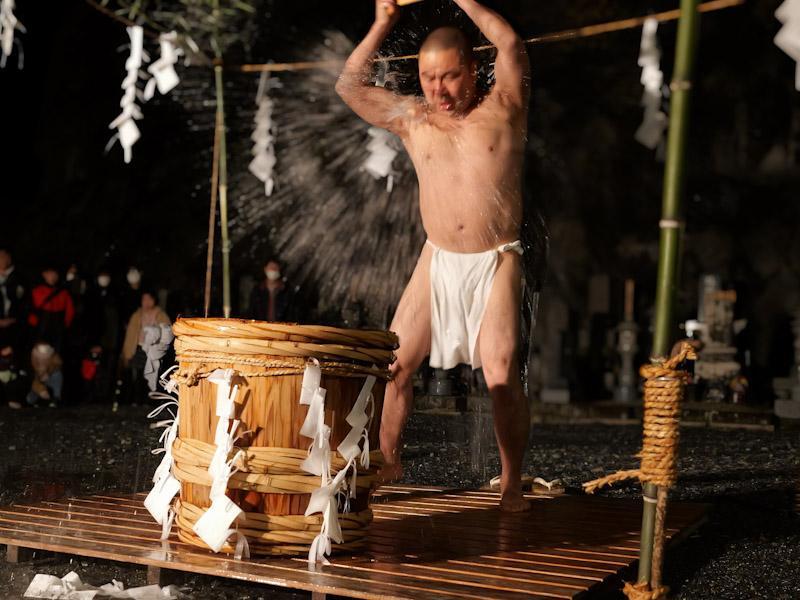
[{"left": 337, "top": 0, "right": 531, "bottom": 511}]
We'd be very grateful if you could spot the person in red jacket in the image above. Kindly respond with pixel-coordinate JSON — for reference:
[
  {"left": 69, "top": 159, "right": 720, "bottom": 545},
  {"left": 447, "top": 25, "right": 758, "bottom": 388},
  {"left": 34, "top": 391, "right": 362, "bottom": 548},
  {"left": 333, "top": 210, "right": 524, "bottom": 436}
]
[{"left": 28, "top": 266, "right": 75, "bottom": 353}]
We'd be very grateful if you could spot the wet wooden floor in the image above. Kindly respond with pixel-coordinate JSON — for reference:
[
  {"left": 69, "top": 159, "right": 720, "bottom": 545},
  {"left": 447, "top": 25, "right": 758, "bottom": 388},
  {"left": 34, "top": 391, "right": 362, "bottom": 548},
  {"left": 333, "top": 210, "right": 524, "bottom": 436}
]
[{"left": 0, "top": 486, "right": 706, "bottom": 599}]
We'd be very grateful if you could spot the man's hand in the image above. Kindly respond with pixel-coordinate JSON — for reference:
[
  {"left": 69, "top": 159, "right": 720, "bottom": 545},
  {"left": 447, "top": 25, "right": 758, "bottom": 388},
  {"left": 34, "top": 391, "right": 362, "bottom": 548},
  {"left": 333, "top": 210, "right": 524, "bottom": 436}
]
[
  {"left": 0, "top": 318, "right": 14, "bottom": 328},
  {"left": 375, "top": 0, "right": 400, "bottom": 29}
]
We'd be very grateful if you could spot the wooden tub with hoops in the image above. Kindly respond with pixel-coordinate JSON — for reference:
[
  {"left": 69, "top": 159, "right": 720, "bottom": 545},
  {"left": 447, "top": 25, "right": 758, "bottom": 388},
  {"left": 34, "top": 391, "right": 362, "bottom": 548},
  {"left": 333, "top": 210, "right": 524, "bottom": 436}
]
[{"left": 166, "top": 318, "right": 397, "bottom": 557}]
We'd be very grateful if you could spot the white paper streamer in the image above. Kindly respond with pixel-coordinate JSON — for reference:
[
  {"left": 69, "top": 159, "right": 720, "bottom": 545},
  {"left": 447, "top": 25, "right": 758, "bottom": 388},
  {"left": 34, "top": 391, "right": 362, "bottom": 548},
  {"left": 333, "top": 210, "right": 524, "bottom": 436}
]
[
  {"left": 24, "top": 571, "right": 180, "bottom": 599},
  {"left": 0, "top": 0, "right": 24, "bottom": 69},
  {"left": 299, "top": 362, "right": 377, "bottom": 565},
  {"left": 140, "top": 324, "right": 174, "bottom": 392},
  {"left": 143, "top": 32, "right": 182, "bottom": 101},
  {"left": 192, "top": 370, "right": 247, "bottom": 555},
  {"left": 248, "top": 72, "right": 278, "bottom": 196},
  {"left": 108, "top": 26, "right": 146, "bottom": 164},
  {"left": 363, "top": 127, "right": 398, "bottom": 192},
  {"left": 144, "top": 397, "right": 180, "bottom": 540},
  {"left": 775, "top": 0, "right": 800, "bottom": 90},
  {"left": 635, "top": 18, "right": 668, "bottom": 150}
]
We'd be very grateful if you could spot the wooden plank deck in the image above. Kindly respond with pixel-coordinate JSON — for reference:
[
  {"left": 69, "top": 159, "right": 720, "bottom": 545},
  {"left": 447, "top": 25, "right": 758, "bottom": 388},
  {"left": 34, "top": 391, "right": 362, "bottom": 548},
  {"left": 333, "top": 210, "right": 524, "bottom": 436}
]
[{"left": 0, "top": 486, "right": 706, "bottom": 599}]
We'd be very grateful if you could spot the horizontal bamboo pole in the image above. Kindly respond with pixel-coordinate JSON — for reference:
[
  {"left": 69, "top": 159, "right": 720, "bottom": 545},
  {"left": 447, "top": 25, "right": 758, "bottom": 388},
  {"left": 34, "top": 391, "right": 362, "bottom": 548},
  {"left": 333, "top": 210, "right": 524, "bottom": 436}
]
[{"left": 235, "top": 0, "right": 744, "bottom": 72}]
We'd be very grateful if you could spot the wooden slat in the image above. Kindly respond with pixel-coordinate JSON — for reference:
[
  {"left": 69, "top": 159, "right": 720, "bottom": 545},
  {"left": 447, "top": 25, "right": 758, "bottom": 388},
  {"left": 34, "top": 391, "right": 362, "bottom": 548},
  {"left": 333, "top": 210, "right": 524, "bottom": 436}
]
[{"left": 0, "top": 487, "right": 707, "bottom": 600}]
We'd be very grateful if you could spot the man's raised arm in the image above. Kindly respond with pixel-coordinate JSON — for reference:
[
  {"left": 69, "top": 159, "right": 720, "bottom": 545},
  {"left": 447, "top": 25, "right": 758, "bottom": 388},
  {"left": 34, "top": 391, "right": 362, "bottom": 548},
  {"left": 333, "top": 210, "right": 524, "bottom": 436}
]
[
  {"left": 452, "top": 0, "right": 529, "bottom": 105},
  {"left": 336, "top": 0, "right": 414, "bottom": 136}
]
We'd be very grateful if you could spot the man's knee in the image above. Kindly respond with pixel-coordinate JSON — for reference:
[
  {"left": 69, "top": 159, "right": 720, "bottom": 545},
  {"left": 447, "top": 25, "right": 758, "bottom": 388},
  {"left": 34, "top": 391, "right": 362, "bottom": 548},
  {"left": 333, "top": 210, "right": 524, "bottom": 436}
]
[
  {"left": 389, "top": 359, "right": 416, "bottom": 389},
  {"left": 481, "top": 350, "right": 517, "bottom": 389}
]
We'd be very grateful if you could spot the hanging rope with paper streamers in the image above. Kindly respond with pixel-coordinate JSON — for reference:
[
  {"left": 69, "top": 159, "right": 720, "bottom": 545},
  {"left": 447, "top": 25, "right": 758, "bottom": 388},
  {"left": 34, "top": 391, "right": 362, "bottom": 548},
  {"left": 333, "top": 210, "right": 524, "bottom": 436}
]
[
  {"left": 107, "top": 25, "right": 146, "bottom": 164},
  {"left": 249, "top": 71, "right": 279, "bottom": 196},
  {"left": 298, "top": 359, "right": 378, "bottom": 565},
  {"left": 635, "top": 18, "right": 668, "bottom": 151},
  {"left": 775, "top": 0, "right": 800, "bottom": 91},
  {"left": 190, "top": 368, "right": 251, "bottom": 557},
  {"left": 144, "top": 389, "right": 181, "bottom": 540},
  {"left": 108, "top": 27, "right": 184, "bottom": 163},
  {"left": 362, "top": 127, "right": 399, "bottom": 193},
  {"left": 0, "top": 0, "right": 24, "bottom": 69}
]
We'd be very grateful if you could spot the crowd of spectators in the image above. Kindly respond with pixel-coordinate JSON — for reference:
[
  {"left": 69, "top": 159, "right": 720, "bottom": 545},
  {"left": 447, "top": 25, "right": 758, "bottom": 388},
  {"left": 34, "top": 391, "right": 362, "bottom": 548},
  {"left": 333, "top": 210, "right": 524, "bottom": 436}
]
[
  {"left": 0, "top": 249, "right": 296, "bottom": 410},
  {"left": 0, "top": 247, "right": 174, "bottom": 410}
]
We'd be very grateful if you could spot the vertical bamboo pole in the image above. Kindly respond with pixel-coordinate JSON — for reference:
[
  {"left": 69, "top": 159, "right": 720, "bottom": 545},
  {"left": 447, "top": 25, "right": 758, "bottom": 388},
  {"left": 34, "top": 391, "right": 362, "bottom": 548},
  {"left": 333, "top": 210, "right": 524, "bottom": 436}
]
[
  {"left": 212, "top": 0, "right": 232, "bottom": 318},
  {"left": 204, "top": 105, "right": 222, "bottom": 317},
  {"left": 637, "top": 0, "right": 700, "bottom": 586}
]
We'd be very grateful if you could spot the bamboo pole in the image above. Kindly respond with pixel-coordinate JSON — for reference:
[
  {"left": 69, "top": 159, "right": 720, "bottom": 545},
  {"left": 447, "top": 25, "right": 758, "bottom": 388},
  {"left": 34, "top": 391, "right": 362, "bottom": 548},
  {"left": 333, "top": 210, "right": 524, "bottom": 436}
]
[
  {"left": 203, "top": 103, "right": 222, "bottom": 317},
  {"left": 211, "top": 0, "right": 232, "bottom": 318},
  {"left": 638, "top": 0, "right": 701, "bottom": 586},
  {"left": 234, "top": 0, "right": 743, "bottom": 72}
]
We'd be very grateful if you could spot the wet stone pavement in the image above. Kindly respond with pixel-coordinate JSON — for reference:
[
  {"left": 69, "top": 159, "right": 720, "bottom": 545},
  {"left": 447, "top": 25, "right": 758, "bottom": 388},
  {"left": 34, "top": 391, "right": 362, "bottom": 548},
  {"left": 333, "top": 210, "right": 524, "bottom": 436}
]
[{"left": 0, "top": 404, "right": 798, "bottom": 599}]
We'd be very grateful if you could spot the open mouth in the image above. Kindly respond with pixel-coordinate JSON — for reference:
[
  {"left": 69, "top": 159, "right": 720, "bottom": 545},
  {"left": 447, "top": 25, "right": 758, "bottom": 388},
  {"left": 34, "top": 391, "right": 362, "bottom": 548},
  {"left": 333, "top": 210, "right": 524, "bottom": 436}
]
[{"left": 439, "top": 100, "right": 454, "bottom": 111}]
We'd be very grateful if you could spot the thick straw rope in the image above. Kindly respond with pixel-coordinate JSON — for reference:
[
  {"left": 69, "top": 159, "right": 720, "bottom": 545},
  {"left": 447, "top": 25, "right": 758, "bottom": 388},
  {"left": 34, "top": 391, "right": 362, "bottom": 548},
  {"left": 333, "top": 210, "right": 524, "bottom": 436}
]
[
  {"left": 172, "top": 353, "right": 389, "bottom": 384},
  {"left": 622, "top": 581, "right": 670, "bottom": 600},
  {"left": 583, "top": 343, "right": 697, "bottom": 494}
]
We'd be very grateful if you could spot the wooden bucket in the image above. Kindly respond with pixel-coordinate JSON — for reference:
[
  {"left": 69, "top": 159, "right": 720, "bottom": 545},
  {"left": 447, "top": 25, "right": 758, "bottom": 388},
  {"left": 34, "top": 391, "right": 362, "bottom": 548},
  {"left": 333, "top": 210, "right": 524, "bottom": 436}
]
[{"left": 169, "top": 318, "right": 396, "bottom": 556}]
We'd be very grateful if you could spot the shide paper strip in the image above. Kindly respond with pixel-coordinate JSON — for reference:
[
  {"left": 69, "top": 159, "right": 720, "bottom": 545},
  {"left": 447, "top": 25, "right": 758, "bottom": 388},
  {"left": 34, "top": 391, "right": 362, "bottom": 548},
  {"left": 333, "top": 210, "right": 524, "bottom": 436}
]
[
  {"left": 635, "top": 18, "right": 668, "bottom": 150},
  {"left": 775, "top": 0, "right": 800, "bottom": 90},
  {"left": 0, "top": 0, "right": 25, "bottom": 69},
  {"left": 249, "top": 71, "right": 279, "bottom": 196}
]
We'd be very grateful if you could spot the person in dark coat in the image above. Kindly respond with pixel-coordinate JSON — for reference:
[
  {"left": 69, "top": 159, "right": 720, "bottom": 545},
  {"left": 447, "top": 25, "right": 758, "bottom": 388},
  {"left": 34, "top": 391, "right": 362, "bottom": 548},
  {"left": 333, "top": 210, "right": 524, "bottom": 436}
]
[
  {"left": 28, "top": 266, "right": 75, "bottom": 354},
  {"left": 249, "top": 259, "right": 292, "bottom": 322},
  {"left": 0, "top": 247, "right": 27, "bottom": 356},
  {"left": 81, "top": 269, "right": 121, "bottom": 403}
]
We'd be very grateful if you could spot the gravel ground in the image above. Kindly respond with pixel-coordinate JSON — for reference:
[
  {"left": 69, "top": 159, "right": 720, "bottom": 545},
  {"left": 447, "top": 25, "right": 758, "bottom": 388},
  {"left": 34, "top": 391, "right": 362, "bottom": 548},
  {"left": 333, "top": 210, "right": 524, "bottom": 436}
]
[{"left": 0, "top": 404, "right": 798, "bottom": 599}]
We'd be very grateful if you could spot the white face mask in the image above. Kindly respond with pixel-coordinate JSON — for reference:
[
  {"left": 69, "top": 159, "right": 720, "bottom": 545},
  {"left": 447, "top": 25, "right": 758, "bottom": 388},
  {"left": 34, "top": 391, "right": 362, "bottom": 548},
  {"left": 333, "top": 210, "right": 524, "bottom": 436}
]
[
  {"left": 127, "top": 269, "right": 141, "bottom": 285},
  {"left": 265, "top": 270, "right": 281, "bottom": 281},
  {"left": 97, "top": 275, "right": 111, "bottom": 288}
]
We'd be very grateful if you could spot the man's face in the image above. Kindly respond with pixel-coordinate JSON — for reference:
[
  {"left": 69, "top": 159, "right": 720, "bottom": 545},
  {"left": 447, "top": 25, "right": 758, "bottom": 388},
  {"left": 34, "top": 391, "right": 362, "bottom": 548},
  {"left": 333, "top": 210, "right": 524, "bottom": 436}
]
[
  {"left": 418, "top": 47, "right": 477, "bottom": 115},
  {"left": 42, "top": 269, "right": 58, "bottom": 287},
  {"left": 0, "top": 251, "right": 11, "bottom": 272}
]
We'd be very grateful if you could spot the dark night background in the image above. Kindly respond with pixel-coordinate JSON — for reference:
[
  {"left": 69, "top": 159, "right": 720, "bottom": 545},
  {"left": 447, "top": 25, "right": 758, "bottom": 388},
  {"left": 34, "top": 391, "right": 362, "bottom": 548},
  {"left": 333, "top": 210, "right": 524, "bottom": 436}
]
[{"left": 1, "top": 0, "right": 798, "bottom": 398}]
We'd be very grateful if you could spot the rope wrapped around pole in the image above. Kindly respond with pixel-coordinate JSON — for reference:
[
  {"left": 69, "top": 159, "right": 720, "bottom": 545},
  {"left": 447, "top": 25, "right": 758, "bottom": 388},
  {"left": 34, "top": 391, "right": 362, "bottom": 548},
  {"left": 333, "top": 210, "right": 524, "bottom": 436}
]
[
  {"left": 582, "top": 342, "right": 696, "bottom": 600},
  {"left": 583, "top": 342, "right": 696, "bottom": 494}
]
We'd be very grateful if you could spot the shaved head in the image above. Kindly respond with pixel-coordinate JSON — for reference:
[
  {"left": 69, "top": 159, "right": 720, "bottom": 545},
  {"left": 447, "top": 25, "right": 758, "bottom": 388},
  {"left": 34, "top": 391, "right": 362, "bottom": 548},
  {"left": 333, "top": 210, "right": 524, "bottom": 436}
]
[{"left": 419, "top": 26, "right": 474, "bottom": 65}]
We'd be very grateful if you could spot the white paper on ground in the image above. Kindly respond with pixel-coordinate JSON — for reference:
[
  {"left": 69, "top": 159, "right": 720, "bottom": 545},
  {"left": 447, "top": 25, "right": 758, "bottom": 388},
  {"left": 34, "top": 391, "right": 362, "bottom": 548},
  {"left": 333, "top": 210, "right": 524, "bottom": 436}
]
[{"left": 24, "top": 570, "right": 179, "bottom": 599}]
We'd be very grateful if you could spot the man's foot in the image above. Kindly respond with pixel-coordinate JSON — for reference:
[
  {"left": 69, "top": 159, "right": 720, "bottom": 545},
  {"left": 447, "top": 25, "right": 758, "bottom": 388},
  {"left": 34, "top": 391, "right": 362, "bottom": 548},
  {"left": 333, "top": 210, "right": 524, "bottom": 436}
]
[
  {"left": 500, "top": 490, "right": 533, "bottom": 512},
  {"left": 379, "top": 461, "right": 404, "bottom": 484}
]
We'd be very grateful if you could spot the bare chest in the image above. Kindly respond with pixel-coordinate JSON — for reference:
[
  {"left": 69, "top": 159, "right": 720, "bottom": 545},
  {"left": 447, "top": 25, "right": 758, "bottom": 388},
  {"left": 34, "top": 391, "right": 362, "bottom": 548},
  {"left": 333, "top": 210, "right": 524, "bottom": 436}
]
[{"left": 405, "top": 112, "right": 520, "bottom": 176}]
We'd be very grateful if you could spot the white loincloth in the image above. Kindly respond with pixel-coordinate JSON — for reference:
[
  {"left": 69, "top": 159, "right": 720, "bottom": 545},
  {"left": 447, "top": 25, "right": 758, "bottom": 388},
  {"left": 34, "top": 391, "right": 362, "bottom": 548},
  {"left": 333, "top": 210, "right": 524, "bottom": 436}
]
[{"left": 428, "top": 239, "right": 523, "bottom": 370}]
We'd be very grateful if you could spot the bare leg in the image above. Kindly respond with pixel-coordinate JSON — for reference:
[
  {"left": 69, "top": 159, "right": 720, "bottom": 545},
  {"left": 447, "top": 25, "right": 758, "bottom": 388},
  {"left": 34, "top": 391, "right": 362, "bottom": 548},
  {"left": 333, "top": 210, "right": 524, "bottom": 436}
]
[
  {"left": 380, "top": 245, "right": 432, "bottom": 482},
  {"left": 478, "top": 252, "right": 531, "bottom": 512}
]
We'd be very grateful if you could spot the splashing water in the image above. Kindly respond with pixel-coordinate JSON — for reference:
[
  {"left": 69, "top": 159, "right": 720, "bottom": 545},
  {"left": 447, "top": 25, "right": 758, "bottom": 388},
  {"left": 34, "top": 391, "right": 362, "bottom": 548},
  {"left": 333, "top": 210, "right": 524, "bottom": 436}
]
[{"left": 165, "top": 23, "right": 548, "bottom": 331}]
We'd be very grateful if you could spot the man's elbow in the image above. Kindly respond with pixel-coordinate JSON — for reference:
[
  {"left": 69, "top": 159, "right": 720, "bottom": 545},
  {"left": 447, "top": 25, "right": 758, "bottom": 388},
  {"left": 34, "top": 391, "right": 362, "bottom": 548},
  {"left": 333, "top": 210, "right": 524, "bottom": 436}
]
[{"left": 497, "top": 35, "right": 525, "bottom": 57}]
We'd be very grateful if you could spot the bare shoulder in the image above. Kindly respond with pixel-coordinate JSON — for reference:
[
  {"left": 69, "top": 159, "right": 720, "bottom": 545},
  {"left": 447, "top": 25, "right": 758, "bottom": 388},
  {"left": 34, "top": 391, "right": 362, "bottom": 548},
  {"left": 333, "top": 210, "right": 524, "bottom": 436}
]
[{"left": 475, "top": 91, "right": 527, "bottom": 125}]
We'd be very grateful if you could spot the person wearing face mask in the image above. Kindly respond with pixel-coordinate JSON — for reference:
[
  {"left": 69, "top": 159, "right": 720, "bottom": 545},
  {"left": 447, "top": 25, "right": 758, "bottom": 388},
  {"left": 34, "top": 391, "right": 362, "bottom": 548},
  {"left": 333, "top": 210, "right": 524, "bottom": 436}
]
[
  {"left": 82, "top": 269, "right": 121, "bottom": 403},
  {"left": 249, "top": 259, "right": 292, "bottom": 322}
]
